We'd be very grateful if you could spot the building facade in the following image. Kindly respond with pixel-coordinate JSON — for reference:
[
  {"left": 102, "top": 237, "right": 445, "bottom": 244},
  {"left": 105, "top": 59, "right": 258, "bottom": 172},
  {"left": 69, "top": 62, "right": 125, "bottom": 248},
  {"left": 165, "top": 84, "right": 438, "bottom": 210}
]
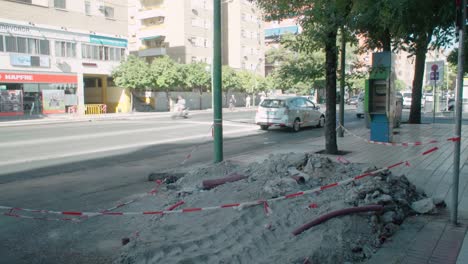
[
  {"left": 0, "top": 0, "right": 129, "bottom": 116},
  {"left": 128, "top": 0, "right": 265, "bottom": 75},
  {"left": 263, "top": 18, "right": 300, "bottom": 76}
]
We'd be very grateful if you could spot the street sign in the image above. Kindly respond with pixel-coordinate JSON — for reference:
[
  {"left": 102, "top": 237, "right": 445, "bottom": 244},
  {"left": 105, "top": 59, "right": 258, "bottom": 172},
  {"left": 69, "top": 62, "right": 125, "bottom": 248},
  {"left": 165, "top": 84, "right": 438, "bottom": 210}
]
[{"left": 425, "top": 61, "right": 445, "bottom": 86}]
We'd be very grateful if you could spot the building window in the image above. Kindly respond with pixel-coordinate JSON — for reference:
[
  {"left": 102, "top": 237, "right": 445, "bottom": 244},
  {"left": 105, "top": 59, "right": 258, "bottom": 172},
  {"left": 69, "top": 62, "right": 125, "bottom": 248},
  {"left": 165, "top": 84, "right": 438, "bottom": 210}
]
[
  {"left": 103, "top": 6, "right": 114, "bottom": 18},
  {"left": 17, "top": 37, "right": 27, "bottom": 53},
  {"left": 55, "top": 41, "right": 76, "bottom": 57},
  {"left": 85, "top": 1, "right": 91, "bottom": 15},
  {"left": 5, "top": 36, "right": 49, "bottom": 55},
  {"left": 54, "top": 0, "right": 66, "bottom": 9},
  {"left": 82, "top": 44, "right": 124, "bottom": 61},
  {"left": 9, "top": 0, "right": 32, "bottom": 4},
  {"left": 6, "top": 36, "right": 16, "bottom": 52},
  {"left": 40, "top": 40, "right": 50, "bottom": 55},
  {"left": 0, "top": 35, "right": 3, "bottom": 52}
]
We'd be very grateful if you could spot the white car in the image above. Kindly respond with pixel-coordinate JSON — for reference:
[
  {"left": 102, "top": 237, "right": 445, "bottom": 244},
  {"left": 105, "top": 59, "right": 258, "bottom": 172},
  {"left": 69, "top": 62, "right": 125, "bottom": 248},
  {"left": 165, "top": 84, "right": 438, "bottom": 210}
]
[
  {"left": 403, "top": 91, "right": 426, "bottom": 109},
  {"left": 255, "top": 96, "right": 325, "bottom": 132},
  {"left": 402, "top": 92, "right": 412, "bottom": 108}
]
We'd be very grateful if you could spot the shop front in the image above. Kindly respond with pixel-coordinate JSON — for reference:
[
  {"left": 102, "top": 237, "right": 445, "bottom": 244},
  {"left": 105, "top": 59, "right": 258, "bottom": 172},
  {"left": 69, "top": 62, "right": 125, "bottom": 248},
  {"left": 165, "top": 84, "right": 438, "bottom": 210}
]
[{"left": 0, "top": 71, "right": 78, "bottom": 116}]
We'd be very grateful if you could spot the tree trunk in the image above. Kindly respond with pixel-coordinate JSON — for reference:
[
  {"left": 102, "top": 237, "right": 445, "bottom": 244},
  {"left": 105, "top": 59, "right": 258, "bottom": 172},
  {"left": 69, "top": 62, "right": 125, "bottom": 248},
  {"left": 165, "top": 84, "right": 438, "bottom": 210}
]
[
  {"left": 381, "top": 28, "right": 392, "bottom": 51},
  {"left": 199, "top": 88, "right": 203, "bottom": 110},
  {"left": 409, "top": 35, "right": 430, "bottom": 124},
  {"left": 325, "top": 29, "right": 339, "bottom": 154}
]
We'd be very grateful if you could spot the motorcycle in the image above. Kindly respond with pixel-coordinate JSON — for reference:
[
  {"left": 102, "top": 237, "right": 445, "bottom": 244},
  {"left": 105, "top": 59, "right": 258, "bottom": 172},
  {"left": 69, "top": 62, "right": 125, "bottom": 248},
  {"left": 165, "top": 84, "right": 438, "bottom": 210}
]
[{"left": 172, "top": 107, "right": 189, "bottom": 119}]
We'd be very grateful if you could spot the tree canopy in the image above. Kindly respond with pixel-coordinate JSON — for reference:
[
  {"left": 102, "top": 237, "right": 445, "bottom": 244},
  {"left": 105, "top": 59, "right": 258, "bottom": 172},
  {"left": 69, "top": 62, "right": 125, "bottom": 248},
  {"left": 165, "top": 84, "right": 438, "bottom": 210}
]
[
  {"left": 149, "top": 56, "right": 183, "bottom": 91},
  {"left": 181, "top": 62, "right": 211, "bottom": 92},
  {"left": 112, "top": 55, "right": 151, "bottom": 89}
]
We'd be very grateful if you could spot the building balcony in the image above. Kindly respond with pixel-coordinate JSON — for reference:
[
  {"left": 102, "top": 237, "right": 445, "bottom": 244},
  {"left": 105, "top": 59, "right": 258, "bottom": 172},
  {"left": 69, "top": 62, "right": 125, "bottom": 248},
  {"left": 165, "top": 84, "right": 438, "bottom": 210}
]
[
  {"left": 137, "top": 8, "right": 165, "bottom": 20},
  {"left": 140, "top": 0, "right": 165, "bottom": 9},
  {"left": 138, "top": 28, "right": 166, "bottom": 39},
  {"left": 138, "top": 47, "right": 166, "bottom": 57}
]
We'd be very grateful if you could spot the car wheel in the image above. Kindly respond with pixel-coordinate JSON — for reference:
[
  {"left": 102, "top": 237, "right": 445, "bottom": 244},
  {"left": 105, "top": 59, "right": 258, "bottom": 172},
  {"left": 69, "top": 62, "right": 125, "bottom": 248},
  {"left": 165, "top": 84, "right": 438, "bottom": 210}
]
[
  {"left": 260, "top": 125, "right": 269, "bottom": 130},
  {"left": 317, "top": 115, "right": 325, "bottom": 128},
  {"left": 292, "top": 118, "right": 301, "bottom": 132},
  {"left": 356, "top": 114, "right": 362, "bottom": 118}
]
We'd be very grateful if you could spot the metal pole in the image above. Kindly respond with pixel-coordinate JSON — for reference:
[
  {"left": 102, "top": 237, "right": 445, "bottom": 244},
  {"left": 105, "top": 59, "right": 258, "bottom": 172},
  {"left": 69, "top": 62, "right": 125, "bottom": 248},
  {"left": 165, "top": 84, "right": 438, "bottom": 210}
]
[
  {"left": 338, "top": 27, "right": 346, "bottom": 137},
  {"left": 433, "top": 79, "right": 436, "bottom": 123},
  {"left": 452, "top": 0, "right": 466, "bottom": 225},
  {"left": 213, "top": 0, "right": 223, "bottom": 163}
]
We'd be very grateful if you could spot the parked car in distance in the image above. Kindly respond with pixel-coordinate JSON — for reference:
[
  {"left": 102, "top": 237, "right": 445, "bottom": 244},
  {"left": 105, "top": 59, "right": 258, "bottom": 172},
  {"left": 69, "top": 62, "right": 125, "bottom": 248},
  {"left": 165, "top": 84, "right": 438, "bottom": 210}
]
[
  {"left": 255, "top": 96, "right": 325, "bottom": 132},
  {"left": 424, "top": 92, "right": 434, "bottom": 102},
  {"left": 346, "top": 95, "right": 358, "bottom": 105},
  {"left": 402, "top": 91, "right": 426, "bottom": 108},
  {"left": 356, "top": 92, "right": 365, "bottom": 118},
  {"left": 402, "top": 91, "right": 412, "bottom": 108}
]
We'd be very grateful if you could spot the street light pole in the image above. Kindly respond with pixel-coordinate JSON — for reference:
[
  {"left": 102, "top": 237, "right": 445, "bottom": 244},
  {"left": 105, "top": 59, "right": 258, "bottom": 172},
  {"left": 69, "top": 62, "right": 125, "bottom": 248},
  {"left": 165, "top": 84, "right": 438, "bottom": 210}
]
[
  {"left": 452, "top": 0, "right": 466, "bottom": 225},
  {"left": 213, "top": 0, "right": 223, "bottom": 163}
]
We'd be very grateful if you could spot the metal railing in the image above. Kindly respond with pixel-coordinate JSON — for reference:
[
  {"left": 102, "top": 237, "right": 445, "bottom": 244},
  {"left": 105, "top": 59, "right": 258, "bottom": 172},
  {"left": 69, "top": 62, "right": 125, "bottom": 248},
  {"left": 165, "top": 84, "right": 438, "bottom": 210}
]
[{"left": 84, "top": 104, "right": 107, "bottom": 115}]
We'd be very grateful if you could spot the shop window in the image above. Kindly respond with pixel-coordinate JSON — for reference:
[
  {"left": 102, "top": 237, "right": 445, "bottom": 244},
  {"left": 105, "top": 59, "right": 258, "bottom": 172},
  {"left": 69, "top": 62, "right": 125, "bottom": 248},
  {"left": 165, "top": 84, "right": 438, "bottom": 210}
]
[
  {"left": 84, "top": 77, "right": 101, "bottom": 88},
  {"left": 0, "top": 35, "right": 4, "bottom": 52},
  {"left": 54, "top": 0, "right": 66, "bottom": 9},
  {"left": 107, "top": 77, "right": 115, "bottom": 87}
]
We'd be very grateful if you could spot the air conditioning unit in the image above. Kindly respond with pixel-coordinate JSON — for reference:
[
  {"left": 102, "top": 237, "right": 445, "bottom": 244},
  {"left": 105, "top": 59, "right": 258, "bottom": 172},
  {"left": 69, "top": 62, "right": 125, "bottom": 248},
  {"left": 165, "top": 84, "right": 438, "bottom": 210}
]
[{"left": 155, "top": 16, "right": 165, "bottom": 23}]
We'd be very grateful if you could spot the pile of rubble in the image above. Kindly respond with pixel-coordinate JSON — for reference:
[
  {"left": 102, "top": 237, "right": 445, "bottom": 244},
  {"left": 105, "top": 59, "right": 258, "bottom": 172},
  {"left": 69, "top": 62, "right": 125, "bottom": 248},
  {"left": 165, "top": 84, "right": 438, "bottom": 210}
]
[{"left": 116, "top": 153, "right": 444, "bottom": 264}]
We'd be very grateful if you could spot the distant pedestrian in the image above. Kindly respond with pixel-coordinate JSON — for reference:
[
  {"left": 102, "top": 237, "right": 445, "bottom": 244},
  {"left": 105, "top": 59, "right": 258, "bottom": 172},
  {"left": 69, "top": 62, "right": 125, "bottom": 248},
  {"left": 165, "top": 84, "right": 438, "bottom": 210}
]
[
  {"left": 260, "top": 94, "right": 266, "bottom": 103},
  {"left": 245, "top": 95, "right": 251, "bottom": 108},
  {"left": 229, "top": 94, "right": 236, "bottom": 111}
]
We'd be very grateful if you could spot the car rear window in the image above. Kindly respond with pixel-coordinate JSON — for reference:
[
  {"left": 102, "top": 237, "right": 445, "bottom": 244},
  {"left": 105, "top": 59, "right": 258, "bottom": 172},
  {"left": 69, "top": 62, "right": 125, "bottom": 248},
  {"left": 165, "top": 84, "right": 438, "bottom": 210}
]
[
  {"left": 260, "top": 99, "right": 285, "bottom": 108},
  {"left": 403, "top": 93, "right": 411, "bottom": 98}
]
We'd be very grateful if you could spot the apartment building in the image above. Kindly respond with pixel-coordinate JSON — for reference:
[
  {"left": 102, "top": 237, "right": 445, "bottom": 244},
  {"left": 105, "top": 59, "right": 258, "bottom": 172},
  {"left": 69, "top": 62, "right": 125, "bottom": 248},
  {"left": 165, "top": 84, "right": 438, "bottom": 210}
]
[
  {"left": 263, "top": 18, "right": 301, "bottom": 76},
  {"left": 128, "top": 0, "right": 265, "bottom": 75},
  {"left": 0, "top": 0, "right": 129, "bottom": 116}
]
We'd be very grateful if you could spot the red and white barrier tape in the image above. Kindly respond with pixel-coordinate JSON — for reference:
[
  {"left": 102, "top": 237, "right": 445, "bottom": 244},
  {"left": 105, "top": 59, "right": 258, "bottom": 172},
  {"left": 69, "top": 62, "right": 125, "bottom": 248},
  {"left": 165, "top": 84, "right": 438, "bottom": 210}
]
[
  {"left": 180, "top": 125, "right": 214, "bottom": 165},
  {"left": 339, "top": 124, "right": 460, "bottom": 146},
  {"left": 0, "top": 146, "right": 441, "bottom": 219}
]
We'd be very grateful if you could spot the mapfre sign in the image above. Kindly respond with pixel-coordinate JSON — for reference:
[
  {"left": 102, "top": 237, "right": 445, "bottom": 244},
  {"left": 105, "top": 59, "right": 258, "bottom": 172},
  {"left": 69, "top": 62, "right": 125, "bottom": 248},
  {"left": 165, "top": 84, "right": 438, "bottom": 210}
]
[{"left": 0, "top": 72, "right": 77, "bottom": 83}]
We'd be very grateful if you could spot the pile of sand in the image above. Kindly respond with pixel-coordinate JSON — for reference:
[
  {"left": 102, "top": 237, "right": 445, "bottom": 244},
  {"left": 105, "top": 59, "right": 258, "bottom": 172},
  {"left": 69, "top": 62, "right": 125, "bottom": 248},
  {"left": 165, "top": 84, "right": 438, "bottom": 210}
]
[{"left": 115, "top": 153, "right": 442, "bottom": 264}]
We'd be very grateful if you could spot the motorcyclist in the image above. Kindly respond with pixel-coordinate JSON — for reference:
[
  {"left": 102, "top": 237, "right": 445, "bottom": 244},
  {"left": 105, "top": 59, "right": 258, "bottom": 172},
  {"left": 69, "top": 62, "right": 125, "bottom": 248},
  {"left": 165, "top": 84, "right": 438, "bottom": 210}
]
[{"left": 175, "top": 95, "right": 188, "bottom": 118}]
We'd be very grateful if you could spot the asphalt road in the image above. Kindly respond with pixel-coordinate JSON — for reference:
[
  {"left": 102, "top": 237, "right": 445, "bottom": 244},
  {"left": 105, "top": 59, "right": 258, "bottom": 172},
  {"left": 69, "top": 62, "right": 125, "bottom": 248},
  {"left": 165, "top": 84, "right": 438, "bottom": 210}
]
[{"left": 0, "top": 107, "right": 363, "bottom": 264}]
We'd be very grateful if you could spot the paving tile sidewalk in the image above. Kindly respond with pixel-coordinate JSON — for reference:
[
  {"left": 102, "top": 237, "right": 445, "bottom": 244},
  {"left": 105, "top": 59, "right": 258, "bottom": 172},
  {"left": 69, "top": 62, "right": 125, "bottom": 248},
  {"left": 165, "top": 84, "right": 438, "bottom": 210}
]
[
  {"left": 230, "top": 121, "right": 468, "bottom": 264},
  {"left": 337, "top": 123, "right": 468, "bottom": 264}
]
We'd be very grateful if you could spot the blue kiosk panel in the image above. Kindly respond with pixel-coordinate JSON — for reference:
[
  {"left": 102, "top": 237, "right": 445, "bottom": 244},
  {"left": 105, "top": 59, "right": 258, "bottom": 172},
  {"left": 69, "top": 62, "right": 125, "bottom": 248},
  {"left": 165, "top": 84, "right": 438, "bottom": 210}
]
[{"left": 370, "top": 113, "right": 390, "bottom": 142}]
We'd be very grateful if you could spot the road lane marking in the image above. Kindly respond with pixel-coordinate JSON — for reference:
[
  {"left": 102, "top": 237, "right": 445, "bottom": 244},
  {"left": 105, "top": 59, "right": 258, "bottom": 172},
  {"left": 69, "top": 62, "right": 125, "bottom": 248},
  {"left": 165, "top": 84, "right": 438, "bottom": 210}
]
[
  {"left": 1, "top": 121, "right": 255, "bottom": 148},
  {"left": 0, "top": 127, "right": 261, "bottom": 167},
  {"left": 0, "top": 124, "right": 202, "bottom": 148}
]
